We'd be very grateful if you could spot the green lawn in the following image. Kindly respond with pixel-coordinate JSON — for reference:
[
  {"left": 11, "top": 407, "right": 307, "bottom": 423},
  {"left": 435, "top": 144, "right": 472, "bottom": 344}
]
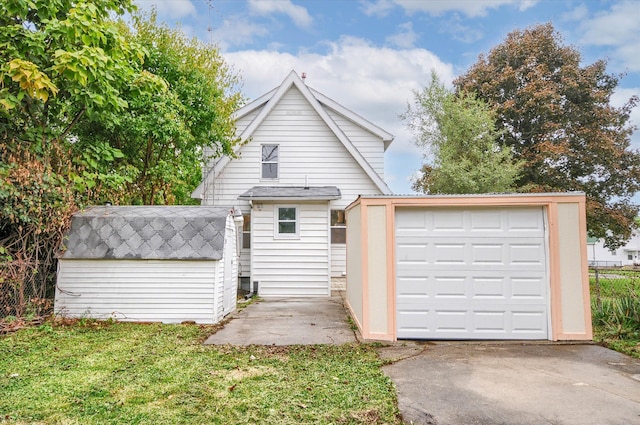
[{"left": 0, "top": 320, "right": 401, "bottom": 424}]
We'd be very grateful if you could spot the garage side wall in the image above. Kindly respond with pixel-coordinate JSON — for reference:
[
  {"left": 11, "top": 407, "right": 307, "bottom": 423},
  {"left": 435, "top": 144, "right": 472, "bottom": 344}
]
[
  {"left": 555, "top": 202, "right": 592, "bottom": 339},
  {"left": 346, "top": 204, "right": 363, "bottom": 329},
  {"left": 55, "top": 259, "right": 219, "bottom": 323}
]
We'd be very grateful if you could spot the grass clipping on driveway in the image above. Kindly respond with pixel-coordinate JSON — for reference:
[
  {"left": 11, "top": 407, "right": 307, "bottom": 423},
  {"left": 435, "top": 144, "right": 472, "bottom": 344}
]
[{"left": 0, "top": 320, "right": 400, "bottom": 424}]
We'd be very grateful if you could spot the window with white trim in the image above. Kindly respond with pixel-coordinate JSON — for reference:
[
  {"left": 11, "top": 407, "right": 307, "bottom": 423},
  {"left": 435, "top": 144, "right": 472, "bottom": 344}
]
[
  {"left": 331, "top": 209, "right": 346, "bottom": 244},
  {"left": 275, "top": 207, "right": 298, "bottom": 238},
  {"left": 261, "top": 144, "right": 279, "bottom": 179}
]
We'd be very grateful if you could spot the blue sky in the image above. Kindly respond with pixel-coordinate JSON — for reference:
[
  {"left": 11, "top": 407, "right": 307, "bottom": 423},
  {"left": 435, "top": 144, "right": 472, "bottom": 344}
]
[{"left": 136, "top": 0, "right": 640, "bottom": 196}]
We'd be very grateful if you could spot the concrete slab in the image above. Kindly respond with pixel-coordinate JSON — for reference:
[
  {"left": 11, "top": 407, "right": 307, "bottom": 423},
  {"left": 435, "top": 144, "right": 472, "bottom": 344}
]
[
  {"left": 382, "top": 342, "right": 640, "bottom": 425},
  {"left": 204, "top": 293, "right": 357, "bottom": 345}
]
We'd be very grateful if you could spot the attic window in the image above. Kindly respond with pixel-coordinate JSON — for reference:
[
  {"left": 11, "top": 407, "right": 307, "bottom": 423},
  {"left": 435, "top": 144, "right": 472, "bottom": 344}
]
[{"left": 261, "top": 145, "right": 279, "bottom": 179}]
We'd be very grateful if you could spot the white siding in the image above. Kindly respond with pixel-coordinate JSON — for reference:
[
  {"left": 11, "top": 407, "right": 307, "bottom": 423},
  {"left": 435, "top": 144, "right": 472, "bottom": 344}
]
[
  {"left": 252, "top": 202, "right": 330, "bottom": 296},
  {"left": 222, "top": 215, "right": 239, "bottom": 316},
  {"left": 588, "top": 233, "right": 640, "bottom": 267},
  {"left": 201, "top": 86, "right": 385, "bottom": 279},
  {"left": 331, "top": 244, "right": 346, "bottom": 277},
  {"left": 55, "top": 260, "right": 223, "bottom": 324},
  {"left": 325, "top": 109, "right": 385, "bottom": 178}
]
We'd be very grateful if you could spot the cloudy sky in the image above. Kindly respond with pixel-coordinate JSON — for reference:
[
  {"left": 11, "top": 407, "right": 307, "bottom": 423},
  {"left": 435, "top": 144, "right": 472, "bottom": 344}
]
[{"left": 135, "top": 0, "right": 640, "bottom": 195}]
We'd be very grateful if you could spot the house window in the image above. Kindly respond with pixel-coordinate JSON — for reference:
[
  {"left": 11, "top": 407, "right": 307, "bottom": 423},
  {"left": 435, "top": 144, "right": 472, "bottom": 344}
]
[
  {"left": 242, "top": 214, "right": 251, "bottom": 249},
  {"left": 331, "top": 209, "right": 346, "bottom": 244},
  {"left": 629, "top": 254, "right": 634, "bottom": 261},
  {"left": 275, "top": 207, "right": 298, "bottom": 238},
  {"left": 261, "top": 145, "right": 279, "bottom": 179}
]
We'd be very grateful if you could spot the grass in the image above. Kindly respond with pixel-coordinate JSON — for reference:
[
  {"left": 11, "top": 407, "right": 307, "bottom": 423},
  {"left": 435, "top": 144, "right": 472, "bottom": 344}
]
[{"left": 0, "top": 320, "right": 400, "bottom": 424}]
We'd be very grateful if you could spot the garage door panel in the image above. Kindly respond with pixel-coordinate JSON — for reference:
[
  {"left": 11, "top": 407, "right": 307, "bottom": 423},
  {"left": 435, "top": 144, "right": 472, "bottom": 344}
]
[
  {"left": 396, "top": 306, "right": 548, "bottom": 339},
  {"left": 396, "top": 207, "right": 549, "bottom": 340}
]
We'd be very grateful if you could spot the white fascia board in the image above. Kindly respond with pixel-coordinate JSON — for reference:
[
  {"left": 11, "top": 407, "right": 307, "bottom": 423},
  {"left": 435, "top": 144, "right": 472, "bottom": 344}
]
[{"left": 309, "top": 87, "right": 394, "bottom": 151}]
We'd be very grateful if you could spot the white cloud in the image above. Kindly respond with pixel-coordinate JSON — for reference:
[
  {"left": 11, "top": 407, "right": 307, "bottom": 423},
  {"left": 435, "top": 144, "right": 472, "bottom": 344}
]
[
  {"left": 578, "top": 2, "right": 640, "bottom": 72},
  {"left": 440, "top": 14, "right": 484, "bottom": 44},
  {"left": 135, "top": 0, "right": 197, "bottom": 19},
  {"left": 360, "top": 0, "right": 396, "bottom": 17},
  {"left": 223, "top": 36, "right": 454, "bottom": 161},
  {"left": 393, "top": 0, "right": 537, "bottom": 17},
  {"left": 248, "top": 0, "right": 313, "bottom": 29},
  {"left": 386, "top": 22, "right": 419, "bottom": 48},
  {"left": 562, "top": 4, "right": 589, "bottom": 22},
  {"left": 210, "top": 16, "right": 270, "bottom": 51}
]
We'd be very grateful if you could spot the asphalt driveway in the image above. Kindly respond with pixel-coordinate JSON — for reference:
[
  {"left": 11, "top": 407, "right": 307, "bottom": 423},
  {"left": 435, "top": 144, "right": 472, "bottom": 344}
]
[{"left": 382, "top": 342, "right": 640, "bottom": 425}]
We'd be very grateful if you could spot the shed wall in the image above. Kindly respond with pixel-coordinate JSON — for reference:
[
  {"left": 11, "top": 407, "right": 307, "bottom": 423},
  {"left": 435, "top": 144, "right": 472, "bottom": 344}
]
[{"left": 55, "top": 260, "right": 221, "bottom": 323}]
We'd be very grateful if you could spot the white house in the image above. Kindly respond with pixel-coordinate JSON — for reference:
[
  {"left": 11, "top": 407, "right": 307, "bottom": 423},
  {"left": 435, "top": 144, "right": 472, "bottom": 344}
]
[
  {"left": 192, "top": 71, "right": 394, "bottom": 297},
  {"left": 55, "top": 206, "right": 242, "bottom": 323},
  {"left": 587, "top": 233, "right": 640, "bottom": 267}
]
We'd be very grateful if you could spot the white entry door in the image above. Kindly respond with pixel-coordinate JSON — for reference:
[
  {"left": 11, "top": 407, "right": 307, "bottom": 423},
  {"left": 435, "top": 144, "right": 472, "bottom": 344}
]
[{"left": 395, "top": 207, "right": 549, "bottom": 340}]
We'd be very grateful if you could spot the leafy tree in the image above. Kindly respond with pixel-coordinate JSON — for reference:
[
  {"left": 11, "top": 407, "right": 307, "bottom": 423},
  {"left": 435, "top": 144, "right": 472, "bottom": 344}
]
[
  {"left": 73, "top": 11, "right": 243, "bottom": 205},
  {"left": 403, "top": 72, "right": 522, "bottom": 194},
  {"left": 454, "top": 23, "right": 640, "bottom": 249},
  {"left": 0, "top": 0, "right": 146, "bottom": 319}
]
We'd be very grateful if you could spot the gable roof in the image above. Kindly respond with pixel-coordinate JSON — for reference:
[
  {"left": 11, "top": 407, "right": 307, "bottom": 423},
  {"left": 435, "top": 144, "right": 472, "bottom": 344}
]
[
  {"left": 61, "top": 206, "right": 233, "bottom": 260},
  {"left": 192, "top": 70, "right": 393, "bottom": 198}
]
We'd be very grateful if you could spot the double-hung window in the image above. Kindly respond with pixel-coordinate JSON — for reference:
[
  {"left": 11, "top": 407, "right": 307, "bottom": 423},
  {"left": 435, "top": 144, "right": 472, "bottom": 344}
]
[
  {"left": 331, "top": 209, "right": 346, "bottom": 244},
  {"left": 275, "top": 207, "right": 298, "bottom": 238},
  {"left": 261, "top": 144, "right": 279, "bottom": 179}
]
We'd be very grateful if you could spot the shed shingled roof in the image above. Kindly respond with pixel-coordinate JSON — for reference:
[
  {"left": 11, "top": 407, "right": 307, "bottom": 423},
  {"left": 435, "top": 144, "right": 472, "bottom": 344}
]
[{"left": 61, "top": 206, "right": 233, "bottom": 260}]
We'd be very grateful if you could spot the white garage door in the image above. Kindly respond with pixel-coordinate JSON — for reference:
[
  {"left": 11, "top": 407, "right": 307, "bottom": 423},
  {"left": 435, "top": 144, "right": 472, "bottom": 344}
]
[{"left": 396, "top": 207, "right": 549, "bottom": 340}]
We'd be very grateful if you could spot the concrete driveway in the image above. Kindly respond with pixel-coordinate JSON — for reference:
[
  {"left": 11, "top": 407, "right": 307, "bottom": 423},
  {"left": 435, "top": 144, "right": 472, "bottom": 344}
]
[
  {"left": 381, "top": 342, "right": 640, "bottom": 425},
  {"left": 204, "top": 293, "right": 356, "bottom": 345}
]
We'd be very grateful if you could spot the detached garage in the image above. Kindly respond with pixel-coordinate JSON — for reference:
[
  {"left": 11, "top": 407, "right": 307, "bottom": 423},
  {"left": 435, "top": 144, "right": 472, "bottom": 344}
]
[
  {"left": 346, "top": 193, "right": 592, "bottom": 341},
  {"left": 55, "top": 206, "right": 242, "bottom": 324}
]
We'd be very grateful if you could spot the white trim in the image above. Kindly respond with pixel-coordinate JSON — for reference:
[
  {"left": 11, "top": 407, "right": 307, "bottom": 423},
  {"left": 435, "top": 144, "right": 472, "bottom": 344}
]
[{"left": 260, "top": 144, "right": 279, "bottom": 180}]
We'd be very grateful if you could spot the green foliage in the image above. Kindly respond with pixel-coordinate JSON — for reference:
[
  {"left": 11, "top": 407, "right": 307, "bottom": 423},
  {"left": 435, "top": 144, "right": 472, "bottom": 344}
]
[
  {"left": 73, "top": 11, "right": 243, "bottom": 205},
  {"left": 455, "top": 23, "right": 640, "bottom": 250},
  {"left": 403, "top": 71, "right": 522, "bottom": 194},
  {"left": 0, "top": 0, "right": 144, "bottom": 320},
  {"left": 0, "top": 2, "right": 242, "bottom": 319},
  {"left": 0, "top": 322, "right": 401, "bottom": 424}
]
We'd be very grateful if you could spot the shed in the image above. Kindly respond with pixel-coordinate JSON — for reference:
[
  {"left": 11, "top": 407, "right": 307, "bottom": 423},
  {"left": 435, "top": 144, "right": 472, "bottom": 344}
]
[
  {"left": 55, "top": 206, "right": 242, "bottom": 324},
  {"left": 346, "top": 193, "right": 592, "bottom": 341}
]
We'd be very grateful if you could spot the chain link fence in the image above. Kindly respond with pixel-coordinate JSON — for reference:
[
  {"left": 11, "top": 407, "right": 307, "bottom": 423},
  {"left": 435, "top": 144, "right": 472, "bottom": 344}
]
[
  {"left": 590, "top": 267, "right": 640, "bottom": 304},
  {"left": 1, "top": 259, "right": 53, "bottom": 331}
]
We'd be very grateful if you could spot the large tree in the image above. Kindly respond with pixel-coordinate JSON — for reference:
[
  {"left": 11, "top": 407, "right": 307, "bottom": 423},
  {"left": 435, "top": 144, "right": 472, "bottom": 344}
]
[
  {"left": 455, "top": 23, "right": 640, "bottom": 249},
  {"left": 73, "top": 11, "right": 243, "bottom": 205},
  {"left": 403, "top": 72, "right": 522, "bottom": 194},
  {"left": 1, "top": 0, "right": 147, "bottom": 319}
]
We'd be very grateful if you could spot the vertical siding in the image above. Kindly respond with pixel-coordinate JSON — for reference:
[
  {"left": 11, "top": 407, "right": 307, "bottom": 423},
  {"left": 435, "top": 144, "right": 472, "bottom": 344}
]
[
  {"left": 55, "top": 260, "right": 219, "bottom": 324},
  {"left": 221, "top": 215, "right": 239, "bottom": 316},
  {"left": 252, "top": 202, "right": 330, "bottom": 296},
  {"left": 346, "top": 204, "right": 363, "bottom": 328},
  {"left": 201, "top": 86, "right": 386, "bottom": 279}
]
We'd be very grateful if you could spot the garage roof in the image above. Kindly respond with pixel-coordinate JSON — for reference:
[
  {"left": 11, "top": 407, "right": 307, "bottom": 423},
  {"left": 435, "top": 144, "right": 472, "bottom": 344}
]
[{"left": 61, "top": 206, "right": 233, "bottom": 260}]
